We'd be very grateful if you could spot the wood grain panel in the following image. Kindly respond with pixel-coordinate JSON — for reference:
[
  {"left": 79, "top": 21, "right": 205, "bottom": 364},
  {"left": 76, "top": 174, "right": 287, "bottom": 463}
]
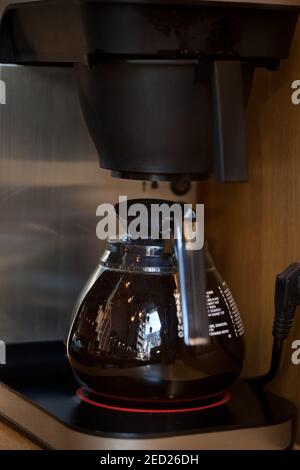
[{"left": 198, "top": 20, "right": 300, "bottom": 440}]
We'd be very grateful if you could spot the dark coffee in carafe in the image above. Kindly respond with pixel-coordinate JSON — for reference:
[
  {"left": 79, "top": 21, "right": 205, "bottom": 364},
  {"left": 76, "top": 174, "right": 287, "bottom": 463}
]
[{"left": 67, "top": 240, "right": 244, "bottom": 401}]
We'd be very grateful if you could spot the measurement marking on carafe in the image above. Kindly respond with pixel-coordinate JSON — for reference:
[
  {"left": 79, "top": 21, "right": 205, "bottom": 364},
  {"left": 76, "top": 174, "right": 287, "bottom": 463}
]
[
  {"left": 218, "top": 283, "right": 244, "bottom": 337},
  {"left": 218, "top": 285, "right": 237, "bottom": 337},
  {"left": 210, "top": 330, "right": 230, "bottom": 336},
  {"left": 206, "top": 290, "right": 231, "bottom": 338}
]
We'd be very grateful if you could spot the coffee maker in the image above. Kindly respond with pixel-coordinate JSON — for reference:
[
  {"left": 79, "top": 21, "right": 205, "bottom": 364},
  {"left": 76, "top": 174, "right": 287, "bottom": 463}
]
[{"left": 0, "top": 0, "right": 300, "bottom": 449}]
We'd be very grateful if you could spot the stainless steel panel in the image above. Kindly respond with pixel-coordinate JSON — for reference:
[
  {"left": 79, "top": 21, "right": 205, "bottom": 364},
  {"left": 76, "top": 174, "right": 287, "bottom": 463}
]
[
  {"left": 0, "top": 65, "right": 106, "bottom": 342},
  {"left": 0, "top": 64, "right": 193, "bottom": 342}
]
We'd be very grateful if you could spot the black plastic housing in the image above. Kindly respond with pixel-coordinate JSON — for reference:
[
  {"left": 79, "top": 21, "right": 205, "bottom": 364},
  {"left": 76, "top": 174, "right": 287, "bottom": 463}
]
[
  {"left": 0, "top": 1, "right": 299, "bottom": 181},
  {"left": 76, "top": 60, "right": 252, "bottom": 180}
]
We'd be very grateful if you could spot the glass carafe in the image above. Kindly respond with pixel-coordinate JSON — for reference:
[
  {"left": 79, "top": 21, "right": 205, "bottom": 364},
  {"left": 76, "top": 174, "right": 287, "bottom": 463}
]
[{"left": 67, "top": 239, "right": 245, "bottom": 401}]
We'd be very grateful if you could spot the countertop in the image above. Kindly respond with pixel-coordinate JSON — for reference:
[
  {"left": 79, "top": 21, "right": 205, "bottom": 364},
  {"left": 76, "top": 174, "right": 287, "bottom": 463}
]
[{"left": 0, "top": 419, "right": 40, "bottom": 450}]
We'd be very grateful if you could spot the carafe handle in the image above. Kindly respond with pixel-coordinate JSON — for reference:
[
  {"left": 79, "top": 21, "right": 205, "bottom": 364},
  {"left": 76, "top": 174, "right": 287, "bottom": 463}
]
[{"left": 173, "top": 212, "right": 209, "bottom": 346}]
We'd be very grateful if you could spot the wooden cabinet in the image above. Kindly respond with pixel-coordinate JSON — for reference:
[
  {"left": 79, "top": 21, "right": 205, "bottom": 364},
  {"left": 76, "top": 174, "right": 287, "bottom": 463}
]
[{"left": 199, "top": 19, "right": 300, "bottom": 441}]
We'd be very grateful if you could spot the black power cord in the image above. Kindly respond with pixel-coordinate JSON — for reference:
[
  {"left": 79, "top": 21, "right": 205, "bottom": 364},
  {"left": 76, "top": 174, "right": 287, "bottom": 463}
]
[{"left": 249, "top": 262, "right": 300, "bottom": 385}]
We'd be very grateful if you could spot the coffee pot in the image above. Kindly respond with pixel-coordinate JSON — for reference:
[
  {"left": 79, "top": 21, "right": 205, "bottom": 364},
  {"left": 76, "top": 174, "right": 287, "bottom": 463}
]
[{"left": 67, "top": 200, "right": 245, "bottom": 402}]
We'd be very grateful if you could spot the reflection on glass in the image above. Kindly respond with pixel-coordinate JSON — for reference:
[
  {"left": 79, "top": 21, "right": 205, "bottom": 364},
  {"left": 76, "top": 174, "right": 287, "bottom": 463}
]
[{"left": 136, "top": 309, "right": 161, "bottom": 360}]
